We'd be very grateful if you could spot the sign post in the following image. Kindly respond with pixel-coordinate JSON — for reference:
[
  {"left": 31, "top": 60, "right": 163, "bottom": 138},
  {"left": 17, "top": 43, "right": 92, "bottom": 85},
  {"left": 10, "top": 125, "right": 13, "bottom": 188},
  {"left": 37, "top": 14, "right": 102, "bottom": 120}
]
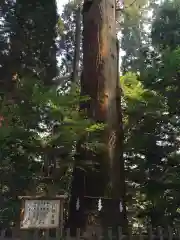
[{"left": 19, "top": 195, "right": 67, "bottom": 236}]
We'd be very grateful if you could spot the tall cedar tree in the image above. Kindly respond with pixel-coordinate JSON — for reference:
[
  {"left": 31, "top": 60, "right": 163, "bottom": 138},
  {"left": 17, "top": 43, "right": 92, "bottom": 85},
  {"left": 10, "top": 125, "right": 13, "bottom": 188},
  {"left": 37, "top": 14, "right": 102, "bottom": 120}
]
[{"left": 68, "top": 0, "right": 127, "bottom": 233}]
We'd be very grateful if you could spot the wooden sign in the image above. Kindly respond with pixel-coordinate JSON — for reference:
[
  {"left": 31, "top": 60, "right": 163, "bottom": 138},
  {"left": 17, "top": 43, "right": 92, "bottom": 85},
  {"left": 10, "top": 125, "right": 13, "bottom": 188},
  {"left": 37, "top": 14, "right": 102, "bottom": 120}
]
[{"left": 20, "top": 199, "right": 60, "bottom": 229}]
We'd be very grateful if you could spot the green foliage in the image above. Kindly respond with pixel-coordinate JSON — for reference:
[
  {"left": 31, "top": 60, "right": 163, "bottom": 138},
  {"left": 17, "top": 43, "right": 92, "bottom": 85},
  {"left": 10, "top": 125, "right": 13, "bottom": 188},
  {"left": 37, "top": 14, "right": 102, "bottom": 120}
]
[
  {"left": 58, "top": 1, "right": 82, "bottom": 75},
  {"left": 0, "top": 77, "right": 100, "bottom": 226},
  {"left": 2, "top": 0, "right": 180, "bottom": 229},
  {"left": 152, "top": 0, "right": 180, "bottom": 51},
  {"left": 122, "top": 72, "right": 179, "bottom": 226},
  {"left": 121, "top": 0, "right": 180, "bottom": 227},
  {"left": 121, "top": 0, "right": 149, "bottom": 73},
  {"left": 0, "top": 0, "right": 58, "bottom": 87}
]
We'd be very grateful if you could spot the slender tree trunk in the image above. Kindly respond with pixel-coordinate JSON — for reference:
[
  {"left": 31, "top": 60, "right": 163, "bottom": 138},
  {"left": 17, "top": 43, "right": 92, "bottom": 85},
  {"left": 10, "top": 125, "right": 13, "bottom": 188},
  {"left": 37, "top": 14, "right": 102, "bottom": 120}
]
[
  {"left": 108, "top": 39, "right": 127, "bottom": 230},
  {"left": 72, "top": 5, "right": 81, "bottom": 83},
  {"left": 66, "top": 138, "right": 86, "bottom": 235},
  {"left": 68, "top": 0, "right": 127, "bottom": 233}
]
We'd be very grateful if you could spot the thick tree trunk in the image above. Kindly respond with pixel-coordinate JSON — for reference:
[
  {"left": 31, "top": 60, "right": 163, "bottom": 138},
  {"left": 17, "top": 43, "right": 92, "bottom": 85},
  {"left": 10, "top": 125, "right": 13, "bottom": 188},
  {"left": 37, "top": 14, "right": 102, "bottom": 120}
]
[{"left": 68, "top": 0, "right": 127, "bottom": 233}]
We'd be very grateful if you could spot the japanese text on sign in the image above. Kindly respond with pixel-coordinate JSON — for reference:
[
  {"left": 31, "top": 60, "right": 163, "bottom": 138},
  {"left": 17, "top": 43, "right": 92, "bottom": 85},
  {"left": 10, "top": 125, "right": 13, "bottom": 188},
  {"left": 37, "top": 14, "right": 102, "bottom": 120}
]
[{"left": 21, "top": 200, "right": 60, "bottom": 229}]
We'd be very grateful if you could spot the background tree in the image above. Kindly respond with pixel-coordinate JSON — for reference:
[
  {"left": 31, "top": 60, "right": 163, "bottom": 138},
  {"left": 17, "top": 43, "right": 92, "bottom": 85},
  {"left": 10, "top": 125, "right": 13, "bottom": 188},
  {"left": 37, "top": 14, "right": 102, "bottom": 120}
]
[
  {"left": 121, "top": 0, "right": 180, "bottom": 227},
  {"left": 121, "top": 0, "right": 149, "bottom": 73},
  {"left": 1, "top": 0, "right": 58, "bottom": 89}
]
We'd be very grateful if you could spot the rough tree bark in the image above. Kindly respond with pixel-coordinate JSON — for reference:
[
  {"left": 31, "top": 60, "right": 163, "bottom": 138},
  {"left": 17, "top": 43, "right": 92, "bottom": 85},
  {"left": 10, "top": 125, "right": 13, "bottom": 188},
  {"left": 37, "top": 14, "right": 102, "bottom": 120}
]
[{"left": 68, "top": 0, "right": 127, "bottom": 233}]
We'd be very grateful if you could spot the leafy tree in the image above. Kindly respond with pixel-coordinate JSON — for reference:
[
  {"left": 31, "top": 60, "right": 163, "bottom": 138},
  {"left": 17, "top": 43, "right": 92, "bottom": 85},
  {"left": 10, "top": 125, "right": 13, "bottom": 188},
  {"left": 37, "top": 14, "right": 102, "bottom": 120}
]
[
  {"left": 0, "top": 73, "right": 104, "bottom": 227},
  {"left": 121, "top": 0, "right": 180, "bottom": 226},
  {"left": 1, "top": 0, "right": 58, "bottom": 88},
  {"left": 121, "top": 0, "right": 149, "bottom": 73}
]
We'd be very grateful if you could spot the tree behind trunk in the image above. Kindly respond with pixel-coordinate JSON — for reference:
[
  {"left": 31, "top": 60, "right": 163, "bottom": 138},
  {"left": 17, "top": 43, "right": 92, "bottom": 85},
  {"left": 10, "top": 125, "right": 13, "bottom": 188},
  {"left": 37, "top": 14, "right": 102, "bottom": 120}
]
[{"left": 8, "top": 0, "right": 58, "bottom": 86}]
